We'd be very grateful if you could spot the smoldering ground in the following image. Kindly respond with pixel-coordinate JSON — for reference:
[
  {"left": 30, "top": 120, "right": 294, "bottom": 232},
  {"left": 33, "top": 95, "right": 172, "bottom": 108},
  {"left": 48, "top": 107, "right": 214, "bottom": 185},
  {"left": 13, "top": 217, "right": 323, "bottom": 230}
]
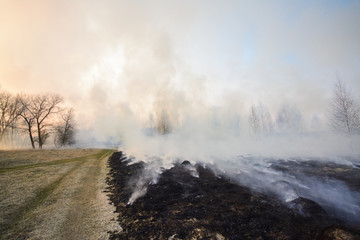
[
  {"left": 103, "top": 68, "right": 360, "bottom": 227},
  {"left": 118, "top": 120, "right": 360, "bottom": 227},
  {"left": 107, "top": 151, "right": 360, "bottom": 239}
]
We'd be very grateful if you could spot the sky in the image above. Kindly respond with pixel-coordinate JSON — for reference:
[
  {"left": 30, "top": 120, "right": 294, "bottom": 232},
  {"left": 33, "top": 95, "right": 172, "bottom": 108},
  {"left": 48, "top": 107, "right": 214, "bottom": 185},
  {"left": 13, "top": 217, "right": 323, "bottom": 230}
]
[{"left": 0, "top": 0, "right": 360, "bottom": 145}]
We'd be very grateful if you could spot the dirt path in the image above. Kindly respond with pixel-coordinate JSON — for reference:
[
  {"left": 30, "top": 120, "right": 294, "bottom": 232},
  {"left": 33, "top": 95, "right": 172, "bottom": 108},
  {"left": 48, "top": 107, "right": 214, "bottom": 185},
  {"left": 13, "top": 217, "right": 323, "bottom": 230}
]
[{"left": 0, "top": 149, "right": 121, "bottom": 240}]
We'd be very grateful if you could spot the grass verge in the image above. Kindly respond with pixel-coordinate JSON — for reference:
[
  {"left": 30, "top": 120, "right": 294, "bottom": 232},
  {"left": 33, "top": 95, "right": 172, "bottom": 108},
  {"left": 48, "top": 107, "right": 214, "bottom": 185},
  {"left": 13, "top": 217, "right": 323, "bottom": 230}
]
[
  {"left": 0, "top": 149, "right": 114, "bottom": 239},
  {"left": 0, "top": 149, "right": 113, "bottom": 174}
]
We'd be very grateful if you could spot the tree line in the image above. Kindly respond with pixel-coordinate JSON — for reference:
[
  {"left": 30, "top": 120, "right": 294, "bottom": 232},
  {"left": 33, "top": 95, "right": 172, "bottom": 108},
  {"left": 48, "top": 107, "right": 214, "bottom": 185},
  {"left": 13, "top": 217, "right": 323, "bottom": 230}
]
[
  {"left": 1, "top": 78, "right": 358, "bottom": 148},
  {"left": 145, "top": 78, "right": 359, "bottom": 137},
  {"left": 0, "top": 88, "right": 75, "bottom": 149},
  {"left": 248, "top": 78, "right": 360, "bottom": 135}
]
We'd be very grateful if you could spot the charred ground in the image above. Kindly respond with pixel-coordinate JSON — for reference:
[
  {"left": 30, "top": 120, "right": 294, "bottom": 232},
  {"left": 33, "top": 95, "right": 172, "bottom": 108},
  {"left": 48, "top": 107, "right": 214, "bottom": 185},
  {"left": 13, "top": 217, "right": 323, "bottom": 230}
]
[{"left": 107, "top": 152, "right": 360, "bottom": 240}]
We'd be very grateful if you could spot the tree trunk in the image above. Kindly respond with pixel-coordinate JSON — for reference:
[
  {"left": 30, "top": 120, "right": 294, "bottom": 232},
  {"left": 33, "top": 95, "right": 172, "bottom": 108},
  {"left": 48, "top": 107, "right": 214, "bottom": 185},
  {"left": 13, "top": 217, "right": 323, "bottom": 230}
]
[
  {"left": 28, "top": 127, "right": 35, "bottom": 149},
  {"left": 37, "top": 122, "right": 43, "bottom": 149}
]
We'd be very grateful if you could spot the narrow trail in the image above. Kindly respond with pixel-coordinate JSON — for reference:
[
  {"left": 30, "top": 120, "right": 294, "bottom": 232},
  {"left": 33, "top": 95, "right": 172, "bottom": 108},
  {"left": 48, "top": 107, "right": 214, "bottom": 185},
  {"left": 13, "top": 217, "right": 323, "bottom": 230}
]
[
  {"left": 57, "top": 150, "right": 122, "bottom": 240},
  {"left": 0, "top": 150, "right": 121, "bottom": 240}
]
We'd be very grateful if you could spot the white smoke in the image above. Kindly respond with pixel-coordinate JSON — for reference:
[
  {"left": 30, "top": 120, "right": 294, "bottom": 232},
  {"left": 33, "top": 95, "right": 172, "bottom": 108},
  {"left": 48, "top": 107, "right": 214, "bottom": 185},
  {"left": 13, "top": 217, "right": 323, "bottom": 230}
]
[{"left": 119, "top": 115, "right": 360, "bottom": 224}]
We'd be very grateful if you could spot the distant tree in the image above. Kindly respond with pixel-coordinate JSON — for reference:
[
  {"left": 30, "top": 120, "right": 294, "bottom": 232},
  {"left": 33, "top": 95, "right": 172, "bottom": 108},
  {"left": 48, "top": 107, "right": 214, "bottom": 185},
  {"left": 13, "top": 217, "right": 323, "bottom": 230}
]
[
  {"left": 249, "top": 103, "right": 273, "bottom": 135},
  {"left": 257, "top": 103, "right": 274, "bottom": 134},
  {"left": 19, "top": 94, "right": 63, "bottom": 149},
  {"left": 309, "top": 114, "right": 323, "bottom": 132},
  {"left": 329, "top": 78, "right": 360, "bottom": 134},
  {"left": 229, "top": 114, "right": 242, "bottom": 137},
  {"left": 0, "top": 89, "right": 22, "bottom": 141},
  {"left": 54, "top": 108, "right": 76, "bottom": 148},
  {"left": 276, "top": 104, "right": 303, "bottom": 133},
  {"left": 249, "top": 104, "right": 260, "bottom": 134},
  {"left": 145, "top": 113, "right": 156, "bottom": 136},
  {"left": 156, "top": 109, "right": 171, "bottom": 135}
]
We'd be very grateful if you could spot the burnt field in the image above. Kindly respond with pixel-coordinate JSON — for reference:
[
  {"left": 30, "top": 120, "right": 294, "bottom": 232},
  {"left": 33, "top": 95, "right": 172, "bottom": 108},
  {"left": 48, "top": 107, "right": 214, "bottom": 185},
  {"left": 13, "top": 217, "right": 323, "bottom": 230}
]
[{"left": 107, "top": 152, "right": 360, "bottom": 240}]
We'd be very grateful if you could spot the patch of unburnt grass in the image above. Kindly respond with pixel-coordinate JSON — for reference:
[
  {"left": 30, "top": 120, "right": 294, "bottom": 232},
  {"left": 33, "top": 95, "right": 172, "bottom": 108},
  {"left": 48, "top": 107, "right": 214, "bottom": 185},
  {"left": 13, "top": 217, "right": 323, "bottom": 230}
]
[
  {"left": 0, "top": 160, "right": 83, "bottom": 239},
  {"left": 0, "top": 149, "right": 114, "bottom": 239},
  {"left": 0, "top": 149, "right": 111, "bottom": 173}
]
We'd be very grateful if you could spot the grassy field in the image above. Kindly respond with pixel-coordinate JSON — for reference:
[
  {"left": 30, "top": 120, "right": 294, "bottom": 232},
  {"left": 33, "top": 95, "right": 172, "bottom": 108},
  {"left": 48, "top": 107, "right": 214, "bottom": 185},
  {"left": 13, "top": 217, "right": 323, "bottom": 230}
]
[{"left": 0, "top": 149, "right": 122, "bottom": 240}]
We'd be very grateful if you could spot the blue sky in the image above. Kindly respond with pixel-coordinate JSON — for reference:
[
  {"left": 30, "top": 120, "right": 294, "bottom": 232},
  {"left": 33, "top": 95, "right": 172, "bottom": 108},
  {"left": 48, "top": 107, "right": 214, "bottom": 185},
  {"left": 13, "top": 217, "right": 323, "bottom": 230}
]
[{"left": 165, "top": 1, "right": 360, "bottom": 103}]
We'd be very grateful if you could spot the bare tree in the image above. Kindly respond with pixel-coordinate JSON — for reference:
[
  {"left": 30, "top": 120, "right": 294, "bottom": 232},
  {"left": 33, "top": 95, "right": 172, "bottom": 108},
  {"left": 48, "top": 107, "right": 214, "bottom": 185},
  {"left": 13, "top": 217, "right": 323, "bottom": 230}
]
[
  {"left": 145, "top": 113, "right": 156, "bottom": 136},
  {"left": 54, "top": 108, "right": 76, "bottom": 148},
  {"left": 249, "top": 103, "right": 273, "bottom": 135},
  {"left": 249, "top": 104, "right": 260, "bottom": 134},
  {"left": 19, "top": 94, "right": 63, "bottom": 149},
  {"left": 330, "top": 78, "right": 360, "bottom": 134},
  {"left": 276, "top": 104, "right": 303, "bottom": 133},
  {"left": 0, "top": 89, "right": 22, "bottom": 141},
  {"left": 258, "top": 103, "right": 274, "bottom": 134},
  {"left": 18, "top": 95, "right": 36, "bottom": 149},
  {"left": 156, "top": 109, "right": 171, "bottom": 135}
]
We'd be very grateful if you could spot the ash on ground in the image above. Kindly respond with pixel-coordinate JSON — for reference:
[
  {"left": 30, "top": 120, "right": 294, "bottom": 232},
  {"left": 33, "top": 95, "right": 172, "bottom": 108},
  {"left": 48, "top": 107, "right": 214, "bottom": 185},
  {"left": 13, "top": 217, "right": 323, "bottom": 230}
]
[{"left": 107, "top": 152, "right": 360, "bottom": 240}]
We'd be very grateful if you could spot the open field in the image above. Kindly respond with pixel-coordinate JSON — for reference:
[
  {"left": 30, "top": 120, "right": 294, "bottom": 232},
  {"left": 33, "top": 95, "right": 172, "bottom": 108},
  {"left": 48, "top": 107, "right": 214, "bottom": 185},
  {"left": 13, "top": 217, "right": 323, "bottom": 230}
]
[{"left": 0, "top": 149, "right": 121, "bottom": 240}]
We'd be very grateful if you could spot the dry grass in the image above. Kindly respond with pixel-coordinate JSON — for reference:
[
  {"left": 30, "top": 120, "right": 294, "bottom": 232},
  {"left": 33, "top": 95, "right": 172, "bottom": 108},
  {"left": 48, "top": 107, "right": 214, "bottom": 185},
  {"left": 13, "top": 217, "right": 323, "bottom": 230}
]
[
  {"left": 0, "top": 149, "right": 102, "bottom": 170},
  {"left": 0, "top": 149, "right": 121, "bottom": 240}
]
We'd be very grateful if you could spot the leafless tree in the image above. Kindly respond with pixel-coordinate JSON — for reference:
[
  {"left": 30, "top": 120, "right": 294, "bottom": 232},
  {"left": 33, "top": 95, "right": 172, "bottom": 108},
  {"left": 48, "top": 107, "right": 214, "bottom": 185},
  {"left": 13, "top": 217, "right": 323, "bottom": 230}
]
[
  {"left": 329, "top": 78, "right": 360, "bottom": 134},
  {"left": 276, "top": 104, "right": 303, "bottom": 133},
  {"left": 258, "top": 103, "right": 274, "bottom": 134},
  {"left": 156, "top": 109, "right": 171, "bottom": 135},
  {"left": 249, "top": 103, "right": 273, "bottom": 135},
  {"left": 145, "top": 113, "right": 156, "bottom": 136},
  {"left": 54, "top": 108, "right": 76, "bottom": 148},
  {"left": 18, "top": 95, "right": 36, "bottom": 149},
  {"left": 19, "top": 93, "right": 63, "bottom": 149},
  {"left": 249, "top": 105, "right": 260, "bottom": 134},
  {"left": 0, "top": 89, "right": 22, "bottom": 141}
]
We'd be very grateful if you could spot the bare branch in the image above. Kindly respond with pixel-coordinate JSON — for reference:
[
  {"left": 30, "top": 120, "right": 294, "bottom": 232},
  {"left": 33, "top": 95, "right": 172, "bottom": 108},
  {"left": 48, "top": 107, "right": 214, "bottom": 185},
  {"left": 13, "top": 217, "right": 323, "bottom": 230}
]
[
  {"left": 156, "top": 109, "right": 171, "bottom": 135},
  {"left": 329, "top": 78, "right": 360, "bottom": 134},
  {"left": 249, "top": 104, "right": 260, "bottom": 135},
  {"left": 54, "top": 108, "right": 76, "bottom": 148},
  {"left": 18, "top": 93, "right": 64, "bottom": 148},
  {"left": 0, "top": 89, "right": 23, "bottom": 140}
]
